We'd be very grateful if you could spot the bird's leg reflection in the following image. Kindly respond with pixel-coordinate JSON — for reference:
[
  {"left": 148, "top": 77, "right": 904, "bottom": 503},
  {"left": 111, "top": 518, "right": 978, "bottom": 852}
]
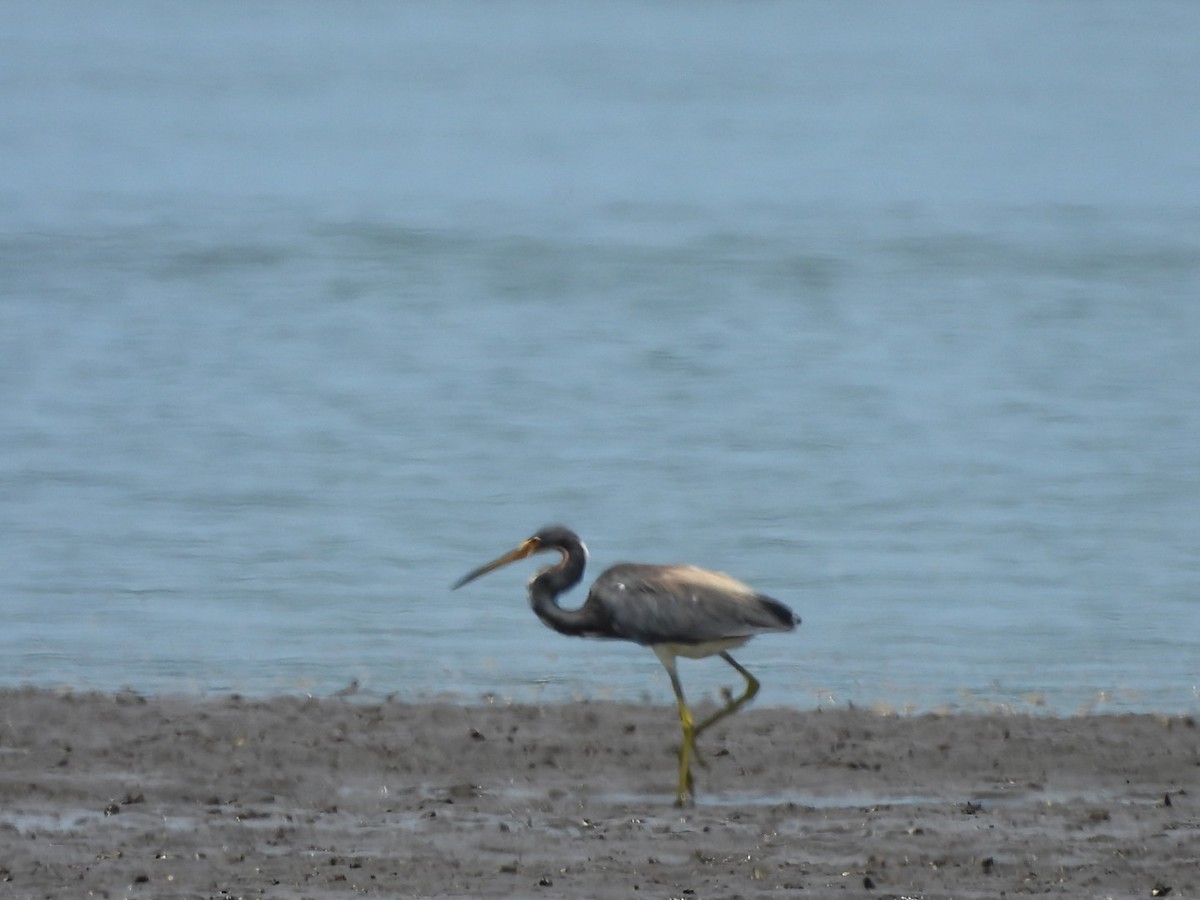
[{"left": 694, "top": 652, "right": 760, "bottom": 738}]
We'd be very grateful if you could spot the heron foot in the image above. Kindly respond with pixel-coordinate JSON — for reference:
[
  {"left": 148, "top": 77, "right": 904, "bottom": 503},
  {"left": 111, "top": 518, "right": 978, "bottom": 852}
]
[
  {"left": 674, "top": 718, "right": 699, "bottom": 806},
  {"left": 674, "top": 775, "right": 695, "bottom": 806}
]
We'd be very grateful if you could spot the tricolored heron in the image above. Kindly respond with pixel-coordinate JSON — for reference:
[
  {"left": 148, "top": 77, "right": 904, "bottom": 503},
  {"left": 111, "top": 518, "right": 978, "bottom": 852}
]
[{"left": 452, "top": 524, "right": 800, "bottom": 805}]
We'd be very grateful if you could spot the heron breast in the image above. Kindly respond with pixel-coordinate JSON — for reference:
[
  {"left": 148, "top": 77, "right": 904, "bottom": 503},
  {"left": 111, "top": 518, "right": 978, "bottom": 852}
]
[{"left": 653, "top": 637, "right": 751, "bottom": 660}]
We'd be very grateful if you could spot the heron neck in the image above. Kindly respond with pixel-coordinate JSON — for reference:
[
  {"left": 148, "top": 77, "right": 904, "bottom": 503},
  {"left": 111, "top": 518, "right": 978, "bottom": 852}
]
[{"left": 527, "top": 543, "right": 608, "bottom": 637}]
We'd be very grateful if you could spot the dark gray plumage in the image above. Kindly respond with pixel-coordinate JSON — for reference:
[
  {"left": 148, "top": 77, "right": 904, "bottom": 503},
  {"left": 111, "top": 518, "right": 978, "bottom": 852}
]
[
  {"left": 452, "top": 524, "right": 800, "bottom": 805},
  {"left": 590, "top": 562, "right": 797, "bottom": 646}
]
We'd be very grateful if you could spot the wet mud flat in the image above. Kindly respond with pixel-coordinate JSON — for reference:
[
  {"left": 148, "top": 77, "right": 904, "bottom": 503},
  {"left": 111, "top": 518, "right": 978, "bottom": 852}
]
[{"left": 0, "top": 687, "right": 1196, "bottom": 898}]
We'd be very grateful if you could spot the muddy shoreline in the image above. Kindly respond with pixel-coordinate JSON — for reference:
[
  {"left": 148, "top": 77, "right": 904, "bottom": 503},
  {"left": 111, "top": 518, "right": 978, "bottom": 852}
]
[{"left": 1, "top": 687, "right": 1195, "bottom": 898}]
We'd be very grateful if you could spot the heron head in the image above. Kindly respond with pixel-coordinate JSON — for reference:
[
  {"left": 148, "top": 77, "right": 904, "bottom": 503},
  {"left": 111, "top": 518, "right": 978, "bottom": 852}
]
[{"left": 451, "top": 525, "right": 583, "bottom": 589}]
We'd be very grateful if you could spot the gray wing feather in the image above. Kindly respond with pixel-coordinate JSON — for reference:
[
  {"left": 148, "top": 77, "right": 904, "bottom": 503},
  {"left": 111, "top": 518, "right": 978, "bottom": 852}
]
[{"left": 588, "top": 563, "right": 797, "bottom": 647}]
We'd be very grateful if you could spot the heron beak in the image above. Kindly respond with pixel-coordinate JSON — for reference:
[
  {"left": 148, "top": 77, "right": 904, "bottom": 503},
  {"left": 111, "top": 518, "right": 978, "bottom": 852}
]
[{"left": 451, "top": 537, "right": 542, "bottom": 589}]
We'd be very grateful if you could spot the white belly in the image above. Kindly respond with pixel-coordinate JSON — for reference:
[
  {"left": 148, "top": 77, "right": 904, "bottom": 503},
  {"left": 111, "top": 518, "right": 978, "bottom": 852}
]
[{"left": 653, "top": 637, "right": 750, "bottom": 663}]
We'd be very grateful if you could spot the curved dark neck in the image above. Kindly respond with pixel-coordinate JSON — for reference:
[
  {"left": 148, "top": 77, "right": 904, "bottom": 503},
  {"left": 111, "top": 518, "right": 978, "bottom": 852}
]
[{"left": 528, "top": 540, "right": 611, "bottom": 638}]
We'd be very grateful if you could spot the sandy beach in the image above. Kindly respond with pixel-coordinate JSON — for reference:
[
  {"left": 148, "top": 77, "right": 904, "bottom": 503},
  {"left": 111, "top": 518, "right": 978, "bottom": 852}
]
[{"left": 0, "top": 687, "right": 1195, "bottom": 898}]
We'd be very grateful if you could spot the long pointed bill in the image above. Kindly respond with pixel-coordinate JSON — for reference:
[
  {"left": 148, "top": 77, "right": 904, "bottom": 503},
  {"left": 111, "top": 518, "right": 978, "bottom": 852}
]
[{"left": 451, "top": 537, "right": 542, "bottom": 589}]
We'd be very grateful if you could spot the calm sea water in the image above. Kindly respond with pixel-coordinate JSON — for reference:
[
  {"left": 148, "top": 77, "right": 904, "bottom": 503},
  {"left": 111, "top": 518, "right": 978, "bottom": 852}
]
[{"left": 2, "top": 2, "right": 1198, "bottom": 714}]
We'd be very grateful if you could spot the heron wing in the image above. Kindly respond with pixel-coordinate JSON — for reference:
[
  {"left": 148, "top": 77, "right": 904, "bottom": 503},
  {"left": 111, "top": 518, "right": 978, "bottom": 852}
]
[{"left": 588, "top": 563, "right": 797, "bottom": 647}]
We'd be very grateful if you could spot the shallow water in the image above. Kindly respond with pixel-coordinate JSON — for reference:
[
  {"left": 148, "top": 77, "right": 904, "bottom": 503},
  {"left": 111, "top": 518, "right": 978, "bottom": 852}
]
[{"left": 2, "top": 1, "right": 1198, "bottom": 713}]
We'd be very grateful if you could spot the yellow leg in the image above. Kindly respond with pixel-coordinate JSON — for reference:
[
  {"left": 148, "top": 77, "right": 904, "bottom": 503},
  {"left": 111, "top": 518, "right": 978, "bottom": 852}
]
[
  {"left": 694, "top": 652, "right": 759, "bottom": 738},
  {"left": 663, "top": 663, "right": 697, "bottom": 806},
  {"left": 657, "top": 651, "right": 762, "bottom": 806}
]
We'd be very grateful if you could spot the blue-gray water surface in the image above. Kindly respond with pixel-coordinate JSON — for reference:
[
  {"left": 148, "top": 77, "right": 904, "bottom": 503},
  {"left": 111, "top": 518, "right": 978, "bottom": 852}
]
[{"left": 2, "top": 1, "right": 1198, "bottom": 713}]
